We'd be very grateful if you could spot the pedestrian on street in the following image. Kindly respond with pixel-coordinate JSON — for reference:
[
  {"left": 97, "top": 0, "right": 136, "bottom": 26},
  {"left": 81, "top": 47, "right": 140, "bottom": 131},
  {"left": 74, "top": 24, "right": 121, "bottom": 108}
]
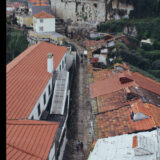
[
  {"left": 80, "top": 141, "right": 83, "bottom": 150},
  {"left": 76, "top": 140, "right": 80, "bottom": 152}
]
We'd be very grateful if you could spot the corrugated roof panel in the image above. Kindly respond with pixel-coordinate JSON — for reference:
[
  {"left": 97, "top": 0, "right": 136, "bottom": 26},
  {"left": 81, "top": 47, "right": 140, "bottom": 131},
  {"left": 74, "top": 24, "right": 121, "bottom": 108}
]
[{"left": 88, "top": 130, "right": 160, "bottom": 160}]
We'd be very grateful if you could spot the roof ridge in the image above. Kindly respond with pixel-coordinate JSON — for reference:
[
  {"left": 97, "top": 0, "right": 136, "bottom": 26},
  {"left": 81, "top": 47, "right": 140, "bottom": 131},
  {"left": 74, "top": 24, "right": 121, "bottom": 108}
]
[
  {"left": 7, "top": 143, "right": 43, "bottom": 159},
  {"left": 6, "top": 43, "right": 41, "bottom": 73}
]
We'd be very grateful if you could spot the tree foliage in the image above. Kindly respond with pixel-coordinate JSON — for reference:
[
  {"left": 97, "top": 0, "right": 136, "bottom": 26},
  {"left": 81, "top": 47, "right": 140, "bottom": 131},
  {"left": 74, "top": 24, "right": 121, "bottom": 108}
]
[{"left": 6, "top": 28, "right": 29, "bottom": 64}]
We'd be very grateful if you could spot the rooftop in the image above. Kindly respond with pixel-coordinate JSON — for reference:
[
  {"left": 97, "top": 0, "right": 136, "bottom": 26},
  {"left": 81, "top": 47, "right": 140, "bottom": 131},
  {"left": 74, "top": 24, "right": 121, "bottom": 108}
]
[
  {"left": 90, "top": 71, "right": 135, "bottom": 98},
  {"left": 96, "top": 99, "right": 160, "bottom": 138},
  {"left": 88, "top": 129, "right": 160, "bottom": 160},
  {"left": 7, "top": 120, "right": 59, "bottom": 160},
  {"left": 85, "top": 39, "right": 106, "bottom": 49},
  {"left": 97, "top": 89, "right": 139, "bottom": 113},
  {"left": 128, "top": 72, "right": 160, "bottom": 96},
  {"left": 6, "top": 41, "right": 67, "bottom": 119},
  {"left": 33, "top": 11, "right": 54, "bottom": 18},
  {"left": 90, "top": 70, "right": 160, "bottom": 98}
]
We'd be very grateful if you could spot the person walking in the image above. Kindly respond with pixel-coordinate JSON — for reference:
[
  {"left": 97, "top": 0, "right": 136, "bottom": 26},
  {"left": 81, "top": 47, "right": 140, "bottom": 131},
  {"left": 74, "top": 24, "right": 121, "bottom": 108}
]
[
  {"left": 80, "top": 141, "right": 83, "bottom": 150},
  {"left": 76, "top": 140, "right": 80, "bottom": 152}
]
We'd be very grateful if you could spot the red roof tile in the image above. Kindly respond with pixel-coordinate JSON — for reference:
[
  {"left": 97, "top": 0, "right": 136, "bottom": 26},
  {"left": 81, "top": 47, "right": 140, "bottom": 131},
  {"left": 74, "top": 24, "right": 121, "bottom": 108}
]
[
  {"left": 128, "top": 72, "right": 160, "bottom": 95},
  {"left": 6, "top": 120, "right": 59, "bottom": 160},
  {"left": 90, "top": 72, "right": 135, "bottom": 98},
  {"left": 33, "top": 11, "right": 54, "bottom": 18},
  {"left": 97, "top": 89, "right": 136, "bottom": 113},
  {"left": 92, "top": 69, "right": 112, "bottom": 82},
  {"left": 96, "top": 99, "right": 160, "bottom": 138},
  {"left": 7, "top": 144, "right": 41, "bottom": 160},
  {"left": 85, "top": 39, "right": 106, "bottom": 49},
  {"left": 6, "top": 41, "right": 67, "bottom": 119}
]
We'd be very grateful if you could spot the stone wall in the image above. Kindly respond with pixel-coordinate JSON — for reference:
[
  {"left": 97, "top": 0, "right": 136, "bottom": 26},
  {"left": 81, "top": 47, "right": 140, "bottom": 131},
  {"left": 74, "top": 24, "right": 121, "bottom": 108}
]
[
  {"left": 50, "top": 0, "right": 105, "bottom": 23},
  {"left": 50, "top": 0, "right": 134, "bottom": 23}
]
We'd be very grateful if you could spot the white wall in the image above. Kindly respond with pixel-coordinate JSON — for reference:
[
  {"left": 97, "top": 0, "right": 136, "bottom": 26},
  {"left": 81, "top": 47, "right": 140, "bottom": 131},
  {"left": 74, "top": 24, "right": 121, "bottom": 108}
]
[
  {"left": 58, "top": 132, "right": 67, "bottom": 160},
  {"left": 48, "top": 143, "right": 56, "bottom": 160},
  {"left": 28, "top": 78, "right": 53, "bottom": 120},
  {"left": 7, "top": 7, "right": 14, "bottom": 11},
  {"left": 56, "top": 53, "right": 67, "bottom": 71},
  {"left": 33, "top": 17, "right": 55, "bottom": 33}
]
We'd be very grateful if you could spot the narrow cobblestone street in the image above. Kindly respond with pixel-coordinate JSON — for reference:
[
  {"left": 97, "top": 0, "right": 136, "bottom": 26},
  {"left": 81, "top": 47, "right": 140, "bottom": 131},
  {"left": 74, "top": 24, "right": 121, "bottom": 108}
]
[{"left": 63, "top": 50, "right": 93, "bottom": 160}]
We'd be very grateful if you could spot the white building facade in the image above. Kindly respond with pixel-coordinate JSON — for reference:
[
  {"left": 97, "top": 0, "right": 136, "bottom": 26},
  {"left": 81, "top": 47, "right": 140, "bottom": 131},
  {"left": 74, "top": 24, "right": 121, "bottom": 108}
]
[{"left": 33, "top": 11, "right": 55, "bottom": 33}]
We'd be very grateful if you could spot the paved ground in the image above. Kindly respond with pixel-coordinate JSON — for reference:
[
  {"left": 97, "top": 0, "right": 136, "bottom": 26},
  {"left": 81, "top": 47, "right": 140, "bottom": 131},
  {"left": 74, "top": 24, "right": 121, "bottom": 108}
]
[{"left": 63, "top": 45, "right": 93, "bottom": 160}]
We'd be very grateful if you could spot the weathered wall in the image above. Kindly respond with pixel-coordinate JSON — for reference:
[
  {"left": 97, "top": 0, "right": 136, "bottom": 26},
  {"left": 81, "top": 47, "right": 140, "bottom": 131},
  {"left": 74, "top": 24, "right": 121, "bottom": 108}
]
[
  {"left": 50, "top": 0, "right": 134, "bottom": 23},
  {"left": 50, "top": 0, "right": 105, "bottom": 23}
]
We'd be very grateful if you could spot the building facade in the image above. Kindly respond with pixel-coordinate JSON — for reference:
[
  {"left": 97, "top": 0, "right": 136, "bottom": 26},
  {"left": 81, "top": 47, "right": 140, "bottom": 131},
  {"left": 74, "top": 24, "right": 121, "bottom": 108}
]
[{"left": 33, "top": 11, "right": 55, "bottom": 33}]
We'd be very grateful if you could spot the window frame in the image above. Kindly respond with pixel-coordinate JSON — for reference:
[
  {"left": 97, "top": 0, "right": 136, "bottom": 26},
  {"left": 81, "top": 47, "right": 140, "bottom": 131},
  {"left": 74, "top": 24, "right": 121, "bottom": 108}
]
[
  {"left": 40, "top": 19, "right": 43, "bottom": 23},
  {"left": 43, "top": 93, "right": 46, "bottom": 105},
  {"left": 48, "top": 85, "right": 51, "bottom": 95},
  {"left": 38, "top": 103, "right": 41, "bottom": 116}
]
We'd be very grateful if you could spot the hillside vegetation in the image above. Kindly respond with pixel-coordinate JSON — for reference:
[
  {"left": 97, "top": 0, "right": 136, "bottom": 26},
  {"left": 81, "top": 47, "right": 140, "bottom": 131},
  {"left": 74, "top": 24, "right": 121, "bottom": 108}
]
[
  {"left": 98, "top": 0, "right": 160, "bottom": 80},
  {"left": 6, "top": 28, "right": 29, "bottom": 64}
]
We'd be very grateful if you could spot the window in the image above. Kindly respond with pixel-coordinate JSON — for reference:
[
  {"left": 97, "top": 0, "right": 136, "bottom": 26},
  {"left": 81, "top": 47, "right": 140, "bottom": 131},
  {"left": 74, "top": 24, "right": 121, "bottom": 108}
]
[
  {"left": 62, "top": 60, "right": 64, "bottom": 69},
  {"left": 60, "top": 65, "right": 61, "bottom": 70},
  {"left": 38, "top": 104, "right": 41, "bottom": 116},
  {"left": 40, "top": 19, "right": 43, "bottom": 23},
  {"left": 48, "top": 85, "right": 51, "bottom": 95},
  {"left": 31, "top": 116, "right": 34, "bottom": 120},
  {"left": 39, "top": 26, "right": 43, "bottom": 31},
  {"left": 43, "top": 93, "right": 46, "bottom": 105},
  {"left": 65, "top": 56, "right": 66, "bottom": 63}
]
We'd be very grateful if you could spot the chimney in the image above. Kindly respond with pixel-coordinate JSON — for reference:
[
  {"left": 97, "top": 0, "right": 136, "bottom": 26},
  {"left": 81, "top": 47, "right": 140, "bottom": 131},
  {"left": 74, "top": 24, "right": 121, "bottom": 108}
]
[{"left": 47, "top": 53, "right": 54, "bottom": 73}]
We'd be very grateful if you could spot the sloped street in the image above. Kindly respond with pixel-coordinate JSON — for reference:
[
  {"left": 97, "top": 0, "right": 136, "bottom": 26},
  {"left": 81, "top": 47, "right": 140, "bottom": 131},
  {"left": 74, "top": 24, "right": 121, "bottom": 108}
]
[{"left": 63, "top": 47, "right": 93, "bottom": 160}]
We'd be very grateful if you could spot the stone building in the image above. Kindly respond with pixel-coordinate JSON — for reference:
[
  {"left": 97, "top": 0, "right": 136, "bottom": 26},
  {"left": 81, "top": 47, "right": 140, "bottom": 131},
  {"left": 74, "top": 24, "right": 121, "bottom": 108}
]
[{"left": 50, "top": 0, "right": 134, "bottom": 24}]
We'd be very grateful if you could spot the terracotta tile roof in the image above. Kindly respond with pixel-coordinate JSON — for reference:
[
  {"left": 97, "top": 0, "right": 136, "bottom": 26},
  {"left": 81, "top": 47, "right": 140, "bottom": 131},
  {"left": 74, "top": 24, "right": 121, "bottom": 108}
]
[
  {"left": 33, "top": 11, "right": 54, "bottom": 18},
  {"left": 96, "top": 106, "right": 135, "bottom": 138},
  {"left": 6, "top": 120, "right": 59, "bottom": 160},
  {"left": 97, "top": 89, "right": 131, "bottom": 113},
  {"left": 6, "top": 42, "right": 67, "bottom": 119},
  {"left": 90, "top": 72, "right": 135, "bottom": 98},
  {"left": 7, "top": 144, "right": 41, "bottom": 160},
  {"left": 128, "top": 72, "right": 160, "bottom": 96},
  {"left": 96, "top": 99, "right": 160, "bottom": 138},
  {"left": 85, "top": 39, "right": 106, "bottom": 49},
  {"left": 92, "top": 69, "right": 112, "bottom": 82},
  {"left": 90, "top": 69, "right": 160, "bottom": 98}
]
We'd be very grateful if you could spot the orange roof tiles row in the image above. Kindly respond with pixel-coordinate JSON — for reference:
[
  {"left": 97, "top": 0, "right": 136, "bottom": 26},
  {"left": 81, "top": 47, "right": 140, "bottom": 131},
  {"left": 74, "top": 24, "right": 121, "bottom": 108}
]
[
  {"left": 7, "top": 120, "right": 59, "bottom": 160},
  {"left": 129, "top": 72, "right": 160, "bottom": 96},
  {"left": 6, "top": 41, "right": 67, "bottom": 119},
  {"left": 7, "top": 144, "right": 41, "bottom": 160},
  {"left": 33, "top": 11, "right": 55, "bottom": 18},
  {"left": 92, "top": 69, "right": 112, "bottom": 82},
  {"left": 96, "top": 99, "right": 160, "bottom": 138},
  {"left": 85, "top": 39, "right": 105, "bottom": 48},
  {"left": 90, "top": 72, "right": 135, "bottom": 98},
  {"left": 97, "top": 89, "right": 130, "bottom": 113},
  {"left": 90, "top": 69, "right": 160, "bottom": 98}
]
